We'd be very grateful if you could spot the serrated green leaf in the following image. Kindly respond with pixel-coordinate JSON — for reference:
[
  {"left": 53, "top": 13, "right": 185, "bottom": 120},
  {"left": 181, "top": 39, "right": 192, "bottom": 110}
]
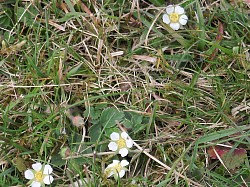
[
  {"left": 51, "top": 154, "right": 66, "bottom": 167},
  {"left": 84, "top": 106, "right": 101, "bottom": 120},
  {"left": 100, "top": 107, "right": 124, "bottom": 128},
  {"left": 131, "top": 112, "right": 143, "bottom": 125},
  {"left": 16, "top": 6, "right": 39, "bottom": 26},
  {"left": 122, "top": 118, "right": 133, "bottom": 128},
  {"left": 89, "top": 123, "right": 102, "bottom": 142}
]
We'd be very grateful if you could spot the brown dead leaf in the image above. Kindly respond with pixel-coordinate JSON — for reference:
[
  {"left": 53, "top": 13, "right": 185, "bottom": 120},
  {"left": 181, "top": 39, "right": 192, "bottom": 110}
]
[{"left": 207, "top": 145, "right": 247, "bottom": 170}]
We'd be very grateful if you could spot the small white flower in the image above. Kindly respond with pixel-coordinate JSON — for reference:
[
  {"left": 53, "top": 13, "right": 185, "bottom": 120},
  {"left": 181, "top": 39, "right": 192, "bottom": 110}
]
[
  {"left": 24, "top": 162, "right": 54, "bottom": 187},
  {"left": 162, "top": 5, "right": 188, "bottom": 30},
  {"left": 104, "top": 160, "right": 129, "bottom": 179},
  {"left": 108, "top": 132, "right": 133, "bottom": 157}
]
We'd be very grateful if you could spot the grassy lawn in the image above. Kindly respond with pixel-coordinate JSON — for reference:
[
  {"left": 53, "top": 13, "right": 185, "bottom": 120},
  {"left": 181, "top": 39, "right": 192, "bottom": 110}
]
[{"left": 1, "top": 0, "right": 250, "bottom": 186}]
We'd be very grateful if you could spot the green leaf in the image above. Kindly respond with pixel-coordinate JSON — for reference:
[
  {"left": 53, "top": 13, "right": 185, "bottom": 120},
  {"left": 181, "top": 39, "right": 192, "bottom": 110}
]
[
  {"left": 84, "top": 106, "right": 102, "bottom": 120},
  {"left": 131, "top": 112, "right": 143, "bottom": 125},
  {"left": 16, "top": 6, "right": 39, "bottom": 26},
  {"left": 51, "top": 154, "right": 66, "bottom": 167},
  {"left": 12, "top": 157, "right": 27, "bottom": 172},
  {"left": 99, "top": 107, "right": 124, "bottom": 128},
  {"left": 122, "top": 118, "right": 133, "bottom": 128},
  {"left": 89, "top": 123, "right": 102, "bottom": 142},
  {"left": 222, "top": 148, "right": 247, "bottom": 170},
  {"left": 0, "top": 5, "right": 14, "bottom": 29}
]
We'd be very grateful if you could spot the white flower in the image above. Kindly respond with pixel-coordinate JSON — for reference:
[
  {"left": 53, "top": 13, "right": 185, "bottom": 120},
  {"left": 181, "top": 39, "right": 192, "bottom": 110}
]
[
  {"left": 162, "top": 5, "right": 188, "bottom": 30},
  {"left": 108, "top": 132, "right": 133, "bottom": 157},
  {"left": 24, "top": 162, "right": 54, "bottom": 187},
  {"left": 104, "top": 160, "right": 129, "bottom": 179}
]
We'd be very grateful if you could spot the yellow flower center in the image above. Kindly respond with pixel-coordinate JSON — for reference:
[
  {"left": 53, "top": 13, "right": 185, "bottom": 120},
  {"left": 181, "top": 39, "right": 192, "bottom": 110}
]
[
  {"left": 113, "top": 163, "right": 122, "bottom": 172},
  {"left": 117, "top": 138, "right": 126, "bottom": 149},
  {"left": 34, "top": 171, "right": 44, "bottom": 182},
  {"left": 169, "top": 13, "right": 179, "bottom": 23}
]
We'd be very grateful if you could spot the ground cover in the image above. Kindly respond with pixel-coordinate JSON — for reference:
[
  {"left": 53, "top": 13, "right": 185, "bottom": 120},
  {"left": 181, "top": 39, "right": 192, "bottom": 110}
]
[{"left": 0, "top": 0, "right": 250, "bottom": 186}]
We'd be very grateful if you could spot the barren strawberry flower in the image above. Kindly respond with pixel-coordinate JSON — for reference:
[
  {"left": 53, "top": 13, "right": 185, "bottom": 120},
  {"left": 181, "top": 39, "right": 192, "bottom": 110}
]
[
  {"left": 108, "top": 132, "right": 133, "bottom": 157},
  {"left": 104, "top": 160, "right": 129, "bottom": 179},
  {"left": 24, "top": 162, "right": 54, "bottom": 187},
  {"left": 163, "top": 5, "right": 188, "bottom": 30}
]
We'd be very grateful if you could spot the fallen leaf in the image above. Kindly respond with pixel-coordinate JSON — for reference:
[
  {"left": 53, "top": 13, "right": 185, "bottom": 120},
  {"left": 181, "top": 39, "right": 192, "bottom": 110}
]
[
  {"left": 207, "top": 145, "right": 229, "bottom": 159},
  {"left": 207, "top": 145, "right": 247, "bottom": 170},
  {"left": 12, "top": 157, "right": 27, "bottom": 172}
]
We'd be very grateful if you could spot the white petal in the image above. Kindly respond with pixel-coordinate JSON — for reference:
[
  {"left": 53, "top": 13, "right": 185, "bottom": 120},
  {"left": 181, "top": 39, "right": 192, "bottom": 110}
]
[
  {"left": 126, "top": 139, "right": 133, "bottom": 148},
  {"left": 170, "top": 23, "right": 180, "bottom": 30},
  {"left": 108, "top": 142, "right": 118, "bottom": 151},
  {"left": 118, "top": 170, "right": 125, "bottom": 178},
  {"left": 43, "top": 165, "right": 53, "bottom": 175},
  {"left": 112, "top": 160, "right": 120, "bottom": 165},
  {"left": 106, "top": 163, "right": 114, "bottom": 169},
  {"left": 120, "top": 160, "right": 129, "bottom": 167},
  {"left": 43, "top": 175, "right": 54, "bottom": 184},
  {"left": 166, "top": 5, "right": 174, "bottom": 14},
  {"left": 174, "top": 5, "right": 185, "bottom": 14},
  {"left": 162, "top": 14, "right": 170, "bottom": 24},
  {"left": 110, "top": 132, "right": 120, "bottom": 141},
  {"left": 179, "top": 15, "right": 188, "bottom": 25},
  {"left": 24, "top": 169, "right": 34, "bottom": 180},
  {"left": 107, "top": 171, "right": 115, "bottom": 177},
  {"left": 119, "top": 148, "right": 128, "bottom": 157},
  {"left": 106, "top": 160, "right": 119, "bottom": 169},
  {"left": 32, "top": 163, "right": 42, "bottom": 171},
  {"left": 121, "top": 132, "right": 128, "bottom": 139},
  {"left": 31, "top": 181, "right": 41, "bottom": 187}
]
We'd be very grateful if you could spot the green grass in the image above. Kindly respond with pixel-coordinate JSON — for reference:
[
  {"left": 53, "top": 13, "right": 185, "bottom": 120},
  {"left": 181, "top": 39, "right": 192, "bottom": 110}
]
[{"left": 1, "top": 0, "right": 250, "bottom": 186}]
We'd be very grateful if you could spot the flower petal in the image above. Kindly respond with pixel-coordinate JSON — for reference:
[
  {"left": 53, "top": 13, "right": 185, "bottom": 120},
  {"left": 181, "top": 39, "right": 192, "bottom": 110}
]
[
  {"left": 120, "top": 160, "right": 129, "bottom": 167},
  {"left": 121, "top": 132, "right": 128, "bottom": 139},
  {"left": 112, "top": 160, "right": 120, "bottom": 165},
  {"left": 119, "top": 148, "right": 128, "bottom": 157},
  {"left": 166, "top": 5, "right": 174, "bottom": 14},
  {"left": 43, "top": 175, "right": 54, "bottom": 184},
  {"left": 170, "top": 23, "right": 180, "bottom": 30},
  {"left": 126, "top": 139, "right": 133, "bottom": 148},
  {"left": 108, "top": 142, "right": 118, "bottom": 151},
  {"left": 43, "top": 164, "right": 53, "bottom": 175},
  {"left": 24, "top": 169, "right": 34, "bottom": 180},
  {"left": 107, "top": 171, "right": 115, "bottom": 177},
  {"left": 119, "top": 170, "right": 126, "bottom": 178},
  {"left": 31, "top": 181, "right": 41, "bottom": 187},
  {"left": 32, "top": 163, "right": 42, "bottom": 171},
  {"left": 174, "top": 5, "right": 185, "bottom": 14},
  {"left": 162, "top": 14, "right": 170, "bottom": 24},
  {"left": 110, "top": 132, "right": 120, "bottom": 141},
  {"left": 106, "top": 160, "right": 119, "bottom": 170},
  {"left": 179, "top": 15, "right": 188, "bottom": 25},
  {"left": 106, "top": 163, "right": 114, "bottom": 169}
]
